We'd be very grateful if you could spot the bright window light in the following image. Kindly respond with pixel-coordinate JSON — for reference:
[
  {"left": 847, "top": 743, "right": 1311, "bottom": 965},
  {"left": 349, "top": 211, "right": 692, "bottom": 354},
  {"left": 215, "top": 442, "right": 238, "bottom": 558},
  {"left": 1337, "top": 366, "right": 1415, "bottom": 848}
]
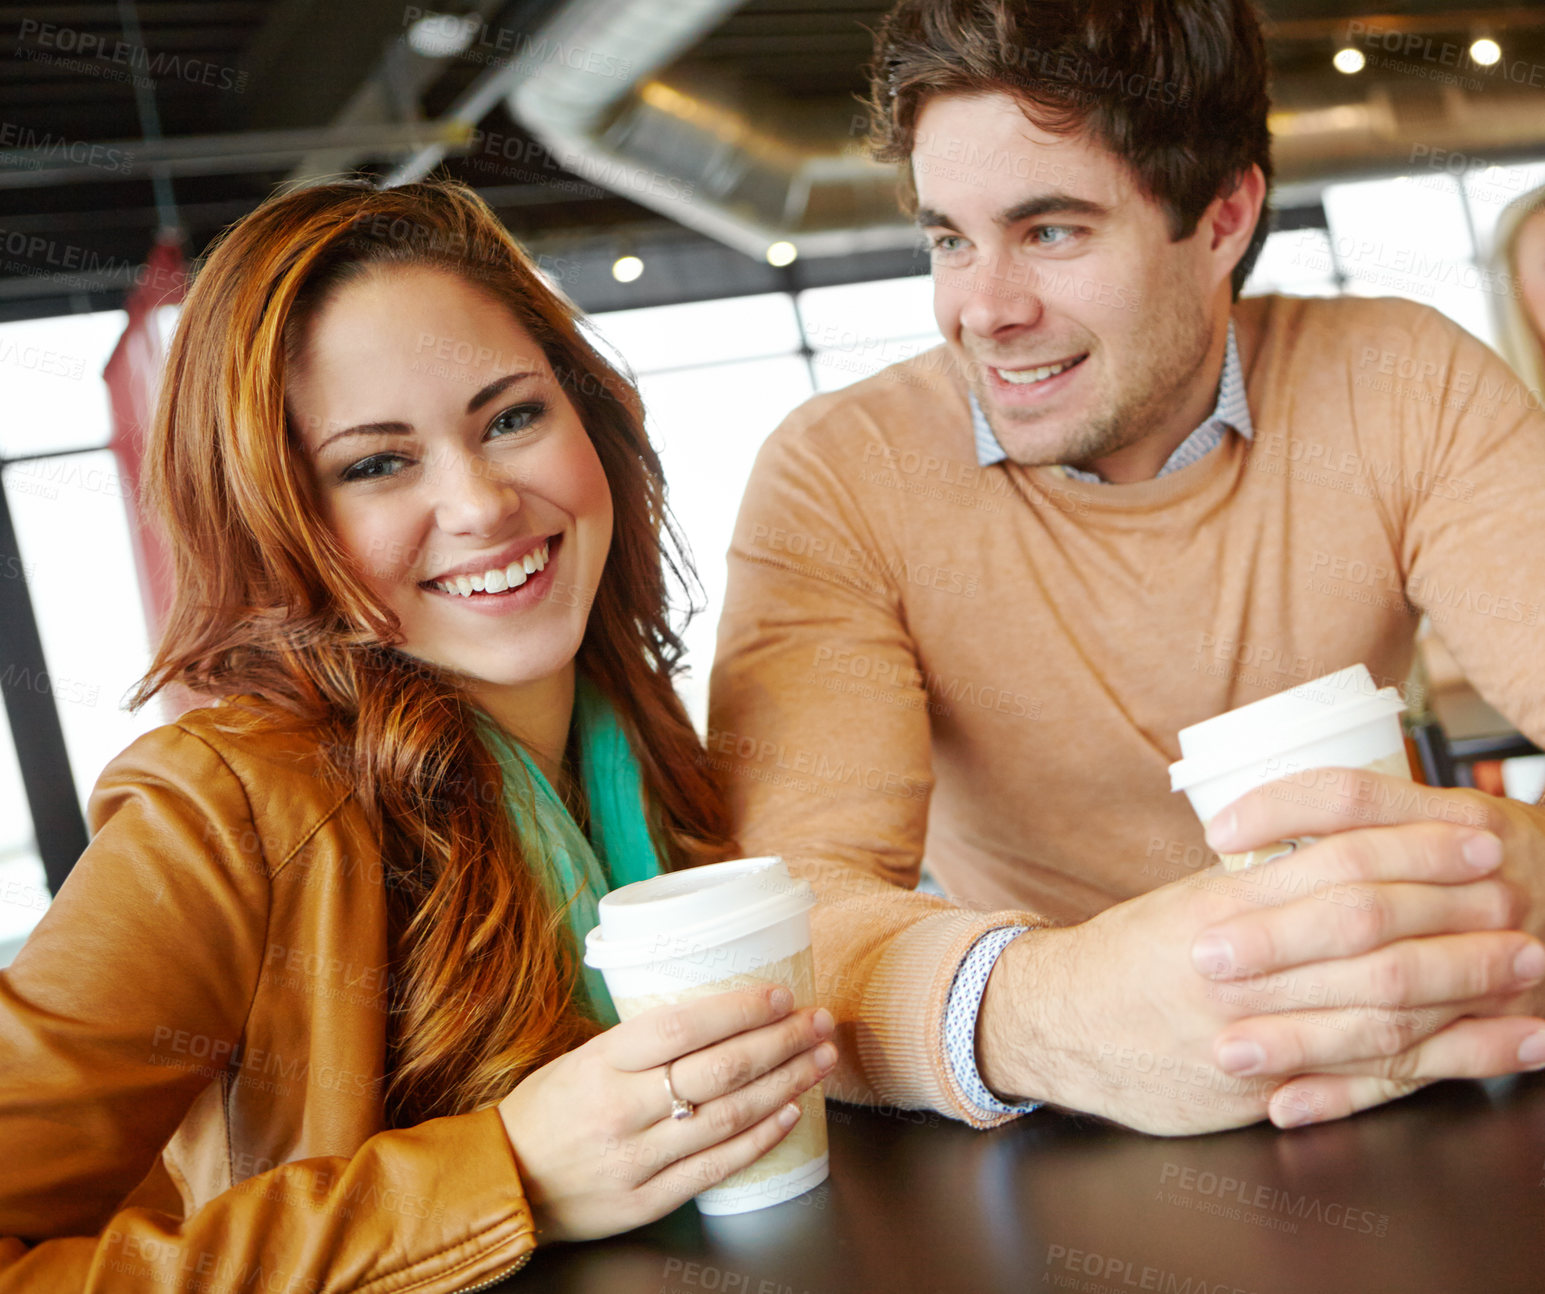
[
  {"left": 0, "top": 310, "right": 123, "bottom": 457},
  {"left": 635, "top": 357, "right": 815, "bottom": 728},
  {"left": 1240, "top": 228, "right": 1339, "bottom": 298},
  {"left": 1322, "top": 174, "right": 1491, "bottom": 342},
  {"left": 798, "top": 275, "right": 935, "bottom": 343},
  {"left": 590, "top": 293, "right": 801, "bottom": 373}
]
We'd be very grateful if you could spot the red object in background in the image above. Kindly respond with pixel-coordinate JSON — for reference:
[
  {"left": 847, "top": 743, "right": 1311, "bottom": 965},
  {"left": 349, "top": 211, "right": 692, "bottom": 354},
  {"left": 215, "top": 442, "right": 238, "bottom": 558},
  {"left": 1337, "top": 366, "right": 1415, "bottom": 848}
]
[
  {"left": 103, "top": 235, "right": 189, "bottom": 714},
  {"left": 1472, "top": 760, "right": 1508, "bottom": 797}
]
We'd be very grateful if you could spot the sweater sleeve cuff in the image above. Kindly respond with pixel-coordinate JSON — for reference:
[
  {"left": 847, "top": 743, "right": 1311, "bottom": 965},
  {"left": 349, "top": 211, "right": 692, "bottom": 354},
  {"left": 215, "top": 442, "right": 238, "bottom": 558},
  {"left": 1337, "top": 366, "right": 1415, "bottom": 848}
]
[
  {"left": 848, "top": 907, "right": 1046, "bottom": 1129},
  {"left": 943, "top": 927, "right": 1042, "bottom": 1119}
]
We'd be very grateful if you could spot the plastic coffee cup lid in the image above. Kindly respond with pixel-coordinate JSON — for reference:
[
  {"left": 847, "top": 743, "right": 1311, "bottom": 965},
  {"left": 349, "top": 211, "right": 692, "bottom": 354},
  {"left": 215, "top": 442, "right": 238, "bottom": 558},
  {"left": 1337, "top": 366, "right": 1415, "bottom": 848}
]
[
  {"left": 1168, "top": 664, "right": 1406, "bottom": 793},
  {"left": 583, "top": 856, "right": 814, "bottom": 971}
]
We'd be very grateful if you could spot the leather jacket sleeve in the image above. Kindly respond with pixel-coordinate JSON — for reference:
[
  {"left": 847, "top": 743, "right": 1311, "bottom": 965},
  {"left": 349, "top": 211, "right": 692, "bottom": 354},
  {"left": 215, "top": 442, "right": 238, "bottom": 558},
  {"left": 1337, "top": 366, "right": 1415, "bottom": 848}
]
[{"left": 0, "top": 724, "right": 537, "bottom": 1292}]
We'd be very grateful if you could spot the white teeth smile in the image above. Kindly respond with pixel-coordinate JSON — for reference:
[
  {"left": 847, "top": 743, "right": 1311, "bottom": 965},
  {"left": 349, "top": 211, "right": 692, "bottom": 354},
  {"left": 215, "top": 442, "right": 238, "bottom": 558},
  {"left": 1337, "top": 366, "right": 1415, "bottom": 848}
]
[
  {"left": 996, "top": 357, "right": 1081, "bottom": 385},
  {"left": 432, "top": 540, "right": 550, "bottom": 597}
]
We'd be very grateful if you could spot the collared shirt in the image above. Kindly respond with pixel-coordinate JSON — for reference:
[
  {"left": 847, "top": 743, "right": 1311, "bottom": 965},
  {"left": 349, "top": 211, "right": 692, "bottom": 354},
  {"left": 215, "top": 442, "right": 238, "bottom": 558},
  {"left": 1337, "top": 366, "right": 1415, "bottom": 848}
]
[
  {"left": 942, "top": 319, "right": 1255, "bottom": 1116},
  {"left": 967, "top": 322, "right": 1252, "bottom": 481}
]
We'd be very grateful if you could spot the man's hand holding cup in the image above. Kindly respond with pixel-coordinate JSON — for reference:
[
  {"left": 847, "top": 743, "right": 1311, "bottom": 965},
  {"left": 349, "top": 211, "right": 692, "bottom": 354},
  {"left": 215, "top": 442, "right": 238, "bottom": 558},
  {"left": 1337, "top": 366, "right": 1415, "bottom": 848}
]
[
  {"left": 1200, "top": 763, "right": 1545, "bottom": 1126},
  {"left": 1170, "top": 664, "right": 1545, "bottom": 1127}
]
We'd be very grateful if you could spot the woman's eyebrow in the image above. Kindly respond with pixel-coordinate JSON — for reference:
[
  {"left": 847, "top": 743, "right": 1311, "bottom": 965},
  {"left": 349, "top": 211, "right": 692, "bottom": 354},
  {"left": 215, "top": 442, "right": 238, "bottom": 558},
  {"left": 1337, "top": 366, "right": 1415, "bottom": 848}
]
[
  {"left": 467, "top": 370, "right": 541, "bottom": 414},
  {"left": 312, "top": 371, "right": 544, "bottom": 452},
  {"left": 315, "top": 420, "right": 411, "bottom": 453}
]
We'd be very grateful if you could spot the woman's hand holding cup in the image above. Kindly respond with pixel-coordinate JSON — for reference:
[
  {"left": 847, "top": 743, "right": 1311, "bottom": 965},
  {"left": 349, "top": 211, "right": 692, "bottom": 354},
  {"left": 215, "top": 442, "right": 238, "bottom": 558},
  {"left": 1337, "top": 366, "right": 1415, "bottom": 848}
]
[{"left": 496, "top": 986, "right": 836, "bottom": 1243}]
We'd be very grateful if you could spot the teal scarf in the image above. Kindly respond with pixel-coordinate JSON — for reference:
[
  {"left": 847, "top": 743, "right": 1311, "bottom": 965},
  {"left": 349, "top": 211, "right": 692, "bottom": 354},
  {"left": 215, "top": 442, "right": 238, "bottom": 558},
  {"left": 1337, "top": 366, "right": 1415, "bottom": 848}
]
[{"left": 479, "top": 676, "right": 661, "bottom": 1025}]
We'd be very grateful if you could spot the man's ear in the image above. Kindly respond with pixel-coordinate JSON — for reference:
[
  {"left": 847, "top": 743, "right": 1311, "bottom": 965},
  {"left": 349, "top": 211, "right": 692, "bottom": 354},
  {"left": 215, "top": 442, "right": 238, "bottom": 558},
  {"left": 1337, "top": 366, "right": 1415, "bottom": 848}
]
[{"left": 1207, "top": 164, "right": 1268, "bottom": 283}]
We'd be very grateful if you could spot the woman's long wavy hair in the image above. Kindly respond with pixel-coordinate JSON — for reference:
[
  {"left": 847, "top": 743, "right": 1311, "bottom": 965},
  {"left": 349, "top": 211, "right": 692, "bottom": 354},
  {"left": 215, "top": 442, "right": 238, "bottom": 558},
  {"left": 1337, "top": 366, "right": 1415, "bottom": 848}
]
[
  {"left": 1490, "top": 183, "right": 1545, "bottom": 398},
  {"left": 133, "top": 177, "right": 733, "bottom": 1125}
]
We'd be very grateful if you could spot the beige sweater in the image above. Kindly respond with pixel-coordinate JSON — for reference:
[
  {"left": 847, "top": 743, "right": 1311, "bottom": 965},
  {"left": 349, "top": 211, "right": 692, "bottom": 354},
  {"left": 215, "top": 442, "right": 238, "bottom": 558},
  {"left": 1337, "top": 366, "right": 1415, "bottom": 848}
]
[{"left": 708, "top": 294, "right": 1545, "bottom": 1127}]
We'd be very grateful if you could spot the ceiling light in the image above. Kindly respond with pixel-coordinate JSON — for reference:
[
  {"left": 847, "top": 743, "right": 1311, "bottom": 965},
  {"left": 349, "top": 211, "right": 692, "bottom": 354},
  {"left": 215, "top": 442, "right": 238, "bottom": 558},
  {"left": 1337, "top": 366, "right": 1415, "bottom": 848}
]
[
  {"left": 1470, "top": 38, "right": 1501, "bottom": 66},
  {"left": 1332, "top": 47, "right": 1365, "bottom": 75},
  {"left": 766, "top": 241, "right": 798, "bottom": 267},
  {"left": 611, "top": 255, "right": 644, "bottom": 283},
  {"left": 407, "top": 13, "right": 479, "bottom": 59}
]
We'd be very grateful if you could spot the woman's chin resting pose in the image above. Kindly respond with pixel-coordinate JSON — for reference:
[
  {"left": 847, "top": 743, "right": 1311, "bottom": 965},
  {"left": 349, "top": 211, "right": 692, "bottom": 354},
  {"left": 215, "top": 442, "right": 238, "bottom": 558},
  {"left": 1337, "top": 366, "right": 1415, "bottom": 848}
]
[{"left": 0, "top": 179, "right": 837, "bottom": 1293}]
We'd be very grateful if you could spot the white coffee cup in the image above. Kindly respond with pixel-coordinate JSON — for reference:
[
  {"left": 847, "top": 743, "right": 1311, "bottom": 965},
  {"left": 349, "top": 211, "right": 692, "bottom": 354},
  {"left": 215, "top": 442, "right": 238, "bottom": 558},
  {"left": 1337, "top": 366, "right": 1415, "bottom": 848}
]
[
  {"left": 1168, "top": 664, "right": 1411, "bottom": 871},
  {"left": 583, "top": 856, "right": 829, "bottom": 1214}
]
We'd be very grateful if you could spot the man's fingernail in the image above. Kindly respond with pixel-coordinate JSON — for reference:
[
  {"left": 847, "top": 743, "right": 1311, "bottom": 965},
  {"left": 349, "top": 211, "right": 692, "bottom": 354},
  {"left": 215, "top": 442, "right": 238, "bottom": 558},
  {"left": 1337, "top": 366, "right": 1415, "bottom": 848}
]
[
  {"left": 1192, "top": 934, "right": 1236, "bottom": 978},
  {"left": 813, "top": 1007, "right": 835, "bottom": 1038},
  {"left": 1461, "top": 831, "right": 1503, "bottom": 870},
  {"left": 1273, "top": 1100, "right": 1314, "bottom": 1129},
  {"left": 1513, "top": 944, "right": 1545, "bottom": 983},
  {"left": 1205, "top": 809, "right": 1238, "bottom": 850},
  {"left": 1216, "top": 1039, "right": 1266, "bottom": 1075},
  {"left": 768, "top": 987, "right": 794, "bottom": 1013},
  {"left": 1517, "top": 1030, "right": 1545, "bottom": 1068}
]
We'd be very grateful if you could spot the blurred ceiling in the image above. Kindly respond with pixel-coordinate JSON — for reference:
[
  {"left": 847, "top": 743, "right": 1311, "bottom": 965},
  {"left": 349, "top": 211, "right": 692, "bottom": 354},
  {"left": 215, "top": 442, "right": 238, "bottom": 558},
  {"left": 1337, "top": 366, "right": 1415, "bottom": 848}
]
[{"left": 1, "top": 0, "right": 1543, "bottom": 322}]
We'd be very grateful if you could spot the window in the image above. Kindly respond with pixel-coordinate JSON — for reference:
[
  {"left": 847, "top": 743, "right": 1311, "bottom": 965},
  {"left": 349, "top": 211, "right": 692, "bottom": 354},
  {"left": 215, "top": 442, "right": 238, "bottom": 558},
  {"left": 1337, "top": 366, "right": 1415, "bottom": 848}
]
[
  {"left": 1247, "top": 159, "right": 1545, "bottom": 352},
  {"left": 0, "top": 310, "right": 160, "bottom": 963},
  {"left": 589, "top": 277, "right": 937, "bottom": 725}
]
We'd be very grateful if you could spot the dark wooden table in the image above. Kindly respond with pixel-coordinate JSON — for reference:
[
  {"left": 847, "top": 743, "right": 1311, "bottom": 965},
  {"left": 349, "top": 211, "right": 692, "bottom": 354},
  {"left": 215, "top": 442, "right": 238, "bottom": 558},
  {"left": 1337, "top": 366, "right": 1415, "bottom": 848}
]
[{"left": 504, "top": 1075, "right": 1545, "bottom": 1294}]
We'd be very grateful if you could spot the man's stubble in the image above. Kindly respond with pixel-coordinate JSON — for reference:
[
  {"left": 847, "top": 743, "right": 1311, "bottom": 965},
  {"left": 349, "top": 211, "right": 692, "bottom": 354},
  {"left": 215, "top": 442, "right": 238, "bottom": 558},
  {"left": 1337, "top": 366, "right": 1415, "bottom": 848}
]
[{"left": 971, "top": 265, "right": 1216, "bottom": 472}]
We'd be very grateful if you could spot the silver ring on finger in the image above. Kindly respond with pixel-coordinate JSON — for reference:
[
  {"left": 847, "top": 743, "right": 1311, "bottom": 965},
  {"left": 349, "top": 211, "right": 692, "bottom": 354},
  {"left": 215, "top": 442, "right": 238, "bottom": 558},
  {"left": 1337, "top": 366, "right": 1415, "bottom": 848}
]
[{"left": 663, "top": 1060, "right": 695, "bottom": 1120}]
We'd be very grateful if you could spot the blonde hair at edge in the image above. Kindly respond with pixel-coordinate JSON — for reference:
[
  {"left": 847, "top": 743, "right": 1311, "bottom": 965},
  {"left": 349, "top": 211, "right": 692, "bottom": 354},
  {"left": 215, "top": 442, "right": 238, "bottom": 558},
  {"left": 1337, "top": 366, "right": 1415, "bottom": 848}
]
[{"left": 1489, "top": 183, "right": 1545, "bottom": 397}]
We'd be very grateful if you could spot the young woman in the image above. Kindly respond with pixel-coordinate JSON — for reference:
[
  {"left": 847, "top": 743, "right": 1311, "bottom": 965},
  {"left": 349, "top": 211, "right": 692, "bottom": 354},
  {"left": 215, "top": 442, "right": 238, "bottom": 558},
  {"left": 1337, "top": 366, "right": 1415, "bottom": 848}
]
[
  {"left": 1490, "top": 183, "right": 1545, "bottom": 398},
  {"left": 0, "top": 179, "right": 836, "bottom": 1292}
]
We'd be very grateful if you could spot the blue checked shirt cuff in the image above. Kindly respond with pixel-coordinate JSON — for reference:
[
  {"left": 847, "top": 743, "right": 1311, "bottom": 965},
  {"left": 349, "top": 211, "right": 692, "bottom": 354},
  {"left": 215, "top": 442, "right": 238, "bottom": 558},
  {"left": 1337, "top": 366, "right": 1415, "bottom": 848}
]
[{"left": 943, "top": 925, "right": 1042, "bottom": 1117}]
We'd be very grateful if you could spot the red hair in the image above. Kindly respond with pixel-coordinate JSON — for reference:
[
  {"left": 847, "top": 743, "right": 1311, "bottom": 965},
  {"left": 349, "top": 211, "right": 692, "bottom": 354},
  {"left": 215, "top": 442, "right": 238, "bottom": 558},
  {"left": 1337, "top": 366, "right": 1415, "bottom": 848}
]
[{"left": 134, "top": 178, "right": 733, "bottom": 1123}]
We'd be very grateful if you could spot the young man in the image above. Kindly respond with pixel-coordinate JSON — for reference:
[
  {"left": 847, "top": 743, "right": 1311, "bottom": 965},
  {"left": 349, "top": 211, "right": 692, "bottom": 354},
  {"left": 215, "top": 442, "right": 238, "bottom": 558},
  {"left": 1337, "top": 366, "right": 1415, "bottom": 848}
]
[{"left": 708, "top": 0, "right": 1545, "bottom": 1135}]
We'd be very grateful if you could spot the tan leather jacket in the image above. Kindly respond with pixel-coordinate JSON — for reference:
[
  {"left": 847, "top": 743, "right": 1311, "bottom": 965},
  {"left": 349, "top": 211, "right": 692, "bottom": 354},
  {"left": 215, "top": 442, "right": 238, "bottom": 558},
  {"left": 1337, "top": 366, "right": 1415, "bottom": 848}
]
[{"left": 0, "top": 707, "right": 537, "bottom": 1293}]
